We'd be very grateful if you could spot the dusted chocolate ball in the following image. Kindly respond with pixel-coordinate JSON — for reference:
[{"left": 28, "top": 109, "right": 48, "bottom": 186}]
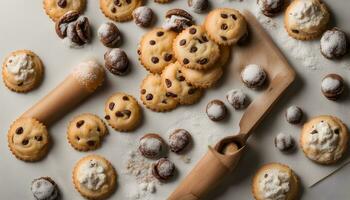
[
  {"left": 320, "top": 28, "right": 349, "bottom": 59},
  {"left": 206, "top": 100, "right": 227, "bottom": 121},
  {"left": 321, "top": 74, "right": 344, "bottom": 100},
  {"left": 188, "top": 0, "right": 208, "bottom": 13},
  {"left": 152, "top": 158, "right": 175, "bottom": 181},
  {"left": 104, "top": 48, "right": 129, "bottom": 76},
  {"left": 257, "top": 0, "right": 284, "bottom": 17},
  {"left": 98, "top": 22, "right": 122, "bottom": 48},
  {"left": 285, "top": 105, "right": 303, "bottom": 124},
  {"left": 139, "top": 133, "right": 164, "bottom": 158},
  {"left": 132, "top": 6, "right": 154, "bottom": 27},
  {"left": 168, "top": 129, "right": 192, "bottom": 153}
]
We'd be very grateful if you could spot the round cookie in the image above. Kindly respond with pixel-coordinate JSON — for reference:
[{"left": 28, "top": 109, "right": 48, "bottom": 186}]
[
  {"left": 161, "top": 62, "right": 203, "bottom": 105},
  {"left": 139, "top": 133, "right": 164, "bottom": 158},
  {"left": 181, "top": 46, "right": 230, "bottom": 88},
  {"left": 104, "top": 93, "right": 142, "bottom": 132},
  {"left": 154, "top": 0, "right": 171, "bottom": 3},
  {"left": 138, "top": 28, "right": 177, "bottom": 74},
  {"left": 284, "top": 0, "right": 330, "bottom": 40},
  {"left": 73, "top": 155, "right": 117, "bottom": 200},
  {"left": 8, "top": 118, "right": 50, "bottom": 162},
  {"left": 2, "top": 50, "right": 44, "bottom": 93},
  {"left": 132, "top": 6, "right": 154, "bottom": 27},
  {"left": 99, "top": 0, "right": 143, "bottom": 22},
  {"left": 206, "top": 100, "right": 227, "bottom": 121},
  {"left": 152, "top": 158, "right": 176, "bottom": 181},
  {"left": 204, "top": 8, "right": 247, "bottom": 46},
  {"left": 67, "top": 114, "right": 108, "bottom": 151},
  {"left": 31, "top": 177, "right": 60, "bottom": 200},
  {"left": 168, "top": 129, "right": 192, "bottom": 153},
  {"left": 43, "top": 0, "right": 86, "bottom": 21},
  {"left": 320, "top": 28, "right": 349, "bottom": 59},
  {"left": 252, "top": 163, "right": 299, "bottom": 200},
  {"left": 140, "top": 74, "right": 178, "bottom": 112},
  {"left": 241, "top": 64, "right": 267, "bottom": 89},
  {"left": 300, "top": 115, "right": 348, "bottom": 164},
  {"left": 173, "top": 25, "right": 220, "bottom": 70},
  {"left": 321, "top": 74, "right": 344, "bottom": 100}
]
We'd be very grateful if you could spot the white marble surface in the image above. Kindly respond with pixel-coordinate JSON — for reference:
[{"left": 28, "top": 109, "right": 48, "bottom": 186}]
[{"left": 0, "top": 0, "right": 350, "bottom": 199}]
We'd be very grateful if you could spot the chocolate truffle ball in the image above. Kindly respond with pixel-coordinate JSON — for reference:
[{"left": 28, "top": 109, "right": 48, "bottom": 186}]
[
  {"left": 285, "top": 105, "right": 303, "bottom": 124},
  {"left": 206, "top": 100, "right": 227, "bottom": 121},
  {"left": 104, "top": 48, "right": 129, "bottom": 76},
  {"left": 98, "top": 22, "right": 122, "bottom": 48},
  {"left": 257, "top": 0, "right": 284, "bottom": 17},
  {"left": 321, "top": 74, "right": 344, "bottom": 100},
  {"left": 320, "top": 28, "right": 349, "bottom": 59},
  {"left": 132, "top": 6, "right": 154, "bottom": 27},
  {"left": 274, "top": 133, "right": 295, "bottom": 152},
  {"left": 152, "top": 158, "right": 175, "bottom": 181},
  {"left": 241, "top": 64, "right": 267, "bottom": 89},
  {"left": 31, "top": 177, "right": 59, "bottom": 200},
  {"left": 188, "top": 0, "right": 209, "bottom": 13},
  {"left": 139, "top": 134, "right": 164, "bottom": 158},
  {"left": 226, "top": 89, "right": 250, "bottom": 109},
  {"left": 168, "top": 129, "right": 192, "bottom": 153}
]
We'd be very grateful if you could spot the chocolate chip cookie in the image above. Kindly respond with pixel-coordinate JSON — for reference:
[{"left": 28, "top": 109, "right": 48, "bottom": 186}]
[
  {"left": 43, "top": 0, "right": 86, "bottom": 21},
  {"left": 105, "top": 93, "right": 142, "bottom": 132},
  {"left": 138, "top": 28, "right": 177, "bottom": 74},
  {"left": 99, "top": 0, "right": 143, "bottom": 22}
]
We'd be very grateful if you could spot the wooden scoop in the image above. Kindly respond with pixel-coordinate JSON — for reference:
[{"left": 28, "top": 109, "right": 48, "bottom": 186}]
[{"left": 167, "top": 10, "right": 296, "bottom": 200}]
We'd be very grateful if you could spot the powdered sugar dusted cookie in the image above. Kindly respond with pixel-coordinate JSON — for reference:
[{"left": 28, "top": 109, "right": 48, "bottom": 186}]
[
  {"left": 152, "top": 158, "right": 176, "bottom": 181},
  {"left": 31, "top": 177, "right": 59, "bottom": 200},
  {"left": 139, "top": 133, "right": 165, "bottom": 158},
  {"left": 140, "top": 74, "right": 178, "bottom": 112},
  {"left": 173, "top": 25, "right": 220, "bottom": 70},
  {"left": 67, "top": 113, "right": 108, "bottom": 151},
  {"left": 104, "top": 48, "right": 129, "bottom": 75},
  {"left": 154, "top": 0, "right": 171, "bottom": 3},
  {"left": 300, "top": 115, "right": 348, "bottom": 164},
  {"left": 168, "top": 129, "right": 192, "bottom": 153},
  {"left": 274, "top": 133, "right": 295, "bottom": 152},
  {"left": 320, "top": 28, "right": 349, "bottom": 59},
  {"left": 99, "top": 0, "right": 143, "bottom": 22},
  {"left": 43, "top": 0, "right": 86, "bottom": 21},
  {"left": 206, "top": 100, "right": 227, "bottom": 121},
  {"left": 321, "top": 74, "right": 344, "bottom": 100},
  {"left": 188, "top": 0, "right": 208, "bottom": 13},
  {"left": 204, "top": 8, "right": 247, "bottom": 46},
  {"left": 252, "top": 163, "right": 299, "bottom": 200},
  {"left": 285, "top": 105, "right": 303, "bottom": 124},
  {"left": 241, "top": 64, "right": 267, "bottom": 89},
  {"left": 139, "top": 28, "right": 177, "bottom": 74},
  {"left": 132, "top": 6, "right": 154, "bottom": 27},
  {"left": 226, "top": 89, "right": 249, "bottom": 110},
  {"left": 72, "top": 155, "right": 117, "bottom": 199},
  {"left": 161, "top": 62, "right": 203, "bottom": 105},
  {"left": 257, "top": 0, "right": 284, "bottom": 17},
  {"left": 98, "top": 22, "right": 122, "bottom": 48},
  {"left": 2, "top": 50, "right": 44, "bottom": 93}
]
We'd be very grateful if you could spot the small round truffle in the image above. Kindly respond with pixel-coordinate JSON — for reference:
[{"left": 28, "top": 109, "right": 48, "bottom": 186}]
[
  {"left": 139, "top": 134, "right": 164, "bottom": 158},
  {"left": 257, "top": 0, "right": 284, "bottom": 17},
  {"left": 31, "top": 177, "right": 59, "bottom": 200},
  {"left": 152, "top": 158, "right": 175, "bottom": 181},
  {"left": 274, "top": 133, "right": 295, "bottom": 152},
  {"left": 285, "top": 105, "right": 303, "bottom": 124},
  {"left": 320, "top": 28, "right": 349, "bottom": 59},
  {"left": 226, "top": 89, "right": 250, "bottom": 110},
  {"left": 188, "top": 0, "right": 208, "bottom": 13},
  {"left": 104, "top": 48, "right": 129, "bottom": 76},
  {"left": 206, "top": 100, "right": 227, "bottom": 121},
  {"left": 132, "top": 6, "right": 154, "bottom": 27},
  {"left": 241, "top": 64, "right": 267, "bottom": 89},
  {"left": 168, "top": 129, "right": 192, "bottom": 153},
  {"left": 321, "top": 74, "right": 344, "bottom": 100},
  {"left": 98, "top": 22, "right": 122, "bottom": 48}
]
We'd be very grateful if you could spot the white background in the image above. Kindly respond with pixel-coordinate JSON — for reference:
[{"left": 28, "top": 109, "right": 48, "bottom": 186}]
[{"left": 0, "top": 0, "right": 350, "bottom": 199}]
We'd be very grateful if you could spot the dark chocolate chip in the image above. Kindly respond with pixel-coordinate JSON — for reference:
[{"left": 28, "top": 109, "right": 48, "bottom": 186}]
[
  {"left": 189, "top": 28, "right": 196, "bottom": 34},
  {"left": 87, "top": 140, "right": 95, "bottom": 146},
  {"left": 166, "top": 92, "right": 178, "bottom": 98},
  {"left": 151, "top": 57, "right": 159, "bottom": 64},
  {"left": 123, "top": 96, "right": 129, "bottom": 101},
  {"left": 231, "top": 14, "right": 237, "bottom": 20},
  {"left": 177, "top": 76, "right": 185, "bottom": 81},
  {"left": 149, "top": 40, "right": 156, "bottom": 45},
  {"left": 57, "top": 0, "right": 67, "bottom": 8},
  {"left": 157, "top": 31, "right": 164, "bottom": 36},
  {"left": 137, "top": 49, "right": 141, "bottom": 55},
  {"left": 22, "top": 139, "right": 29, "bottom": 145},
  {"left": 16, "top": 127, "right": 23, "bottom": 135},
  {"left": 114, "top": 0, "right": 120, "bottom": 5},
  {"left": 264, "top": 174, "right": 268, "bottom": 178},
  {"left": 109, "top": 102, "right": 115, "bottom": 110},
  {"left": 105, "top": 115, "right": 110, "bottom": 120},
  {"left": 162, "top": 99, "right": 167, "bottom": 104},
  {"left": 334, "top": 129, "right": 340, "bottom": 134},
  {"left": 126, "top": 0, "right": 132, "bottom": 3},
  {"left": 35, "top": 136, "right": 43, "bottom": 141},
  {"left": 76, "top": 120, "right": 85, "bottom": 128},
  {"left": 141, "top": 89, "right": 146, "bottom": 94},
  {"left": 221, "top": 13, "right": 228, "bottom": 18},
  {"left": 190, "top": 46, "right": 197, "bottom": 53},
  {"left": 183, "top": 58, "right": 189, "bottom": 64},
  {"left": 221, "top": 36, "right": 227, "bottom": 41},
  {"left": 111, "top": 7, "right": 116, "bottom": 13},
  {"left": 165, "top": 79, "right": 172, "bottom": 88},
  {"left": 292, "top": 29, "right": 299, "bottom": 34},
  {"left": 123, "top": 110, "right": 131, "bottom": 118},
  {"left": 198, "top": 58, "right": 208, "bottom": 65},
  {"left": 188, "top": 88, "right": 196, "bottom": 94},
  {"left": 202, "top": 36, "right": 208, "bottom": 42},
  {"left": 17, "top": 82, "right": 23, "bottom": 86},
  {"left": 97, "top": 127, "right": 101, "bottom": 132},
  {"left": 115, "top": 111, "right": 124, "bottom": 117},
  {"left": 146, "top": 94, "right": 153, "bottom": 100},
  {"left": 76, "top": 136, "right": 80, "bottom": 141},
  {"left": 179, "top": 39, "right": 186, "bottom": 46},
  {"left": 221, "top": 24, "right": 228, "bottom": 30},
  {"left": 164, "top": 53, "right": 172, "bottom": 62}
]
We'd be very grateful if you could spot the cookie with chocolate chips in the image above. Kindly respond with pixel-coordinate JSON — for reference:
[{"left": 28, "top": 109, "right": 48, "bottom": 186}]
[
  {"left": 139, "top": 28, "right": 177, "bottom": 74},
  {"left": 204, "top": 8, "right": 247, "bottom": 46},
  {"left": 67, "top": 113, "right": 108, "bottom": 151},
  {"left": 140, "top": 74, "right": 178, "bottom": 112},
  {"left": 99, "top": 0, "right": 143, "bottom": 22},
  {"left": 161, "top": 62, "right": 203, "bottom": 105},
  {"left": 105, "top": 93, "right": 142, "bottom": 131},
  {"left": 43, "top": 0, "right": 86, "bottom": 21},
  {"left": 173, "top": 25, "right": 220, "bottom": 70}
]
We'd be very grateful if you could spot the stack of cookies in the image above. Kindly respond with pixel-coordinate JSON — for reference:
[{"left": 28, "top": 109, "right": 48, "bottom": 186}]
[{"left": 138, "top": 8, "right": 248, "bottom": 112}]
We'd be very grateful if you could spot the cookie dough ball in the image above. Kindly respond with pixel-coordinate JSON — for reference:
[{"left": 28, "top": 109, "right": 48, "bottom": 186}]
[
  {"left": 31, "top": 177, "right": 59, "bottom": 200},
  {"left": 241, "top": 64, "right": 267, "bottom": 89},
  {"left": 104, "top": 48, "right": 129, "bottom": 75},
  {"left": 252, "top": 163, "right": 299, "bottom": 200},
  {"left": 132, "top": 6, "right": 154, "bottom": 27},
  {"left": 188, "top": 0, "right": 208, "bottom": 13},
  {"left": 226, "top": 89, "right": 250, "bottom": 109},
  {"left": 139, "top": 134, "right": 164, "bottom": 158},
  {"left": 162, "top": 9, "right": 194, "bottom": 33},
  {"left": 152, "top": 158, "right": 175, "bottom": 181},
  {"left": 285, "top": 105, "right": 303, "bottom": 124},
  {"left": 300, "top": 115, "right": 348, "bottom": 164},
  {"left": 168, "top": 129, "right": 192, "bottom": 153},
  {"left": 206, "top": 100, "right": 227, "bottom": 121},
  {"left": 257, "top": 0, "right": 284, "bottom": 17},
  {"left": 98, "top": 22, "right": 122, "bottom": 48},
  {"left": 2, "top": 50, "right": 44, "bottom": 93},
  {"left": 274, "top": 133, "right": 295, "bottom": 152},
  {"left": 321, "top": 74, "right": 344, "bottom": 100},
  {"left": 320, "top": 28, "right": 349, "bottom": 59},
  {"left": 67, "top": 113, "right": 108, "bottom": 151}
]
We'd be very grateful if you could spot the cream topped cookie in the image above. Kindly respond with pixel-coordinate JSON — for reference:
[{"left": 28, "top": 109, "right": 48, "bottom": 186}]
[
  {"left": 73, "top": 155, "right": 117, "bottom": 199},
  {"left": 252, "top": 163, "right": 299, "bottom": 200},
  {"left": 284, "top": 0, "right": 330, "bottom": 40},
  {"left": 2, "top": 50, "right": 44, "bottom": 93},
  {"left": 300, "top": 115, "right": 348, "bottom": 164}
]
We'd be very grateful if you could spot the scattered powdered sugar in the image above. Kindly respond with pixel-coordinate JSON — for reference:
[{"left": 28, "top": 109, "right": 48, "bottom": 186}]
[
  {"left": 320, "top": 29, "right": 348, "bottom": 58},
  {"left": 321, "top": 77, "right": 341, "bottom": 92},
  {"left": 71, "top": 60, "right": 103, "bottom": 85}
]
